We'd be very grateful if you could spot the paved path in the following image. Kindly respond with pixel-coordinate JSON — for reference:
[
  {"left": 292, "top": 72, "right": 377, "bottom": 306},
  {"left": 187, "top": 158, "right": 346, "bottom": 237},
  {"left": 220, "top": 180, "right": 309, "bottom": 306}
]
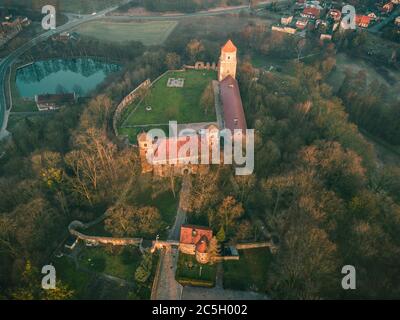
[{"left": 153, "top": 175, "right": 191, "bottom": 300}]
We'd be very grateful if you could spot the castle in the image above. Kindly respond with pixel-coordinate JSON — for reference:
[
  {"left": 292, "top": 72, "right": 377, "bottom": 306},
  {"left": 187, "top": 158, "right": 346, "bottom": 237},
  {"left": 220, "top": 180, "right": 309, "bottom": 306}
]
[{"left": 138, "top": 40, "right": 247, "bottom": 176}]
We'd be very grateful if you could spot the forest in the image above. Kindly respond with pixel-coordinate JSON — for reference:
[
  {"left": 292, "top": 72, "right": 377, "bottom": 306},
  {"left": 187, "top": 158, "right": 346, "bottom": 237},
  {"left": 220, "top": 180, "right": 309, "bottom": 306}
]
[{"left": 1, "top": 15, "right": 400, "bottom": 299}]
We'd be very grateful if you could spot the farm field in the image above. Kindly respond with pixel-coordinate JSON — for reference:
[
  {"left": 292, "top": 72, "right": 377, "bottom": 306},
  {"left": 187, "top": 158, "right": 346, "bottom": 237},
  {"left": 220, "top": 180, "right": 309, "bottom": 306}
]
[{"left": 73, "top": 20, "right": 178, "bottom": 46}]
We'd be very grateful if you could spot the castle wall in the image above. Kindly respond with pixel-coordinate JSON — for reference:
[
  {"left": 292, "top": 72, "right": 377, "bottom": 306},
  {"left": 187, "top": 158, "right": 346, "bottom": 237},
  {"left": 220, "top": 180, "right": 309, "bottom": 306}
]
[{"left": 180, "top": 243, "right": 196, "bottom": 255}]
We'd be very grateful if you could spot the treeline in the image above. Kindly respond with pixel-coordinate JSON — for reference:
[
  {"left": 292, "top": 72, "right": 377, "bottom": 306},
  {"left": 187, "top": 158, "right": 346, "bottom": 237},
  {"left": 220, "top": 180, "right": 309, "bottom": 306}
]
[
  {"left": 0, "top": 47, "right": 174, "bottom": 298},
  {"left": 181, "top": 24, "right": 400, "bottom": 298},
  {"left": 338, "top": 70, "right": 400, "bottom": 146},
  {"left": 119, "top": 0, "right": 247, "bottom": 13},
  {"left": 22, "top": 37, "right": 145, "bottom": 64}
]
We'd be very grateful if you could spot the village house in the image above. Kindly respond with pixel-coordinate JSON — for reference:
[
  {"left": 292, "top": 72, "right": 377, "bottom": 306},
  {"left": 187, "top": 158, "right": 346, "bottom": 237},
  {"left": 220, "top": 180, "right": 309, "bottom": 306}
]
[
  {"left": 301, "top": 7, "right": 321, "bottom": 19},
  {"left": 355, "top": 15, "right": 372, "bottom": 28},
  {"left": 281, "top": 15, "right": 294, "bottom": 25},
  {"left": 179, "top": 225, "right": 213, "bottom": 264},
  {"left": 35, "top": 93, "right": 77, "bottom": 111},
  {"left": 328, "top": 9, "right": 342, "bottom": 21},
  {"left": 1, "top": 15, "right": 30, "bottom": 27},
  {"left": 320, "top": 33, "right": 332, "bottom": 41},
  {"left": 381, "top": 2, "right": 394, "bottom": 14}
]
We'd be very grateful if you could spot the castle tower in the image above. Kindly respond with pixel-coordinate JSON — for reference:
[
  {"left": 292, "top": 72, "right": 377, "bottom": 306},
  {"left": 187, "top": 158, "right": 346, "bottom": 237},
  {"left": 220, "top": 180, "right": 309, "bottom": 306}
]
[
  {"left": 137, "top": 132, "right": 153, "bottom": 173},
  {"left": 218, "top": 40, "right": 237, "bottom": 82}
]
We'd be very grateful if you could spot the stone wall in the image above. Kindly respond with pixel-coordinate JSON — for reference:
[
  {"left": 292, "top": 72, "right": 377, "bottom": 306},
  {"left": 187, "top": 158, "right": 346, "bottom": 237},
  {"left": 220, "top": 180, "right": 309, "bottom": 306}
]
[
  {"left": 235, "top": 241, "right": 278, "bottom": 251},
  {"left": 68, "top": 220, "right": 142, "bottom": 246},
  {"left": 192, "top": 61, "right": 217, "bottom": 71},
  {"left": 113, "top": 78, "right": 151, "bottom": 136}
]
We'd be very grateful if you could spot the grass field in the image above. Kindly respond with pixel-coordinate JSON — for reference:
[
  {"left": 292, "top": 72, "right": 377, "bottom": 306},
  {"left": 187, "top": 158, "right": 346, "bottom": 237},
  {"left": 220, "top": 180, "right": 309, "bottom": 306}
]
[
  {"left": 122, "top": 70, "right": 217, "bottom": 128},
  {"left": 79, "top": 246, "right": 142, "bottom": 281},
  {"left": 73, "top": 20, "right": 178, "bottom": 46},
  {"left": 223, "top": 248, "right": 272, "bottom": 292},
  {"left": 53, "top": 252, "right": 155, "bottom": 299}
]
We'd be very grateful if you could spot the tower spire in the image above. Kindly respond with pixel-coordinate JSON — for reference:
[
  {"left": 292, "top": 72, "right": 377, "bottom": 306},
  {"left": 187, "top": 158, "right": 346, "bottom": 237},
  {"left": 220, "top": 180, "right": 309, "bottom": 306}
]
[{"left": 218, "top": 40, "right": 238, "bottom": 82}]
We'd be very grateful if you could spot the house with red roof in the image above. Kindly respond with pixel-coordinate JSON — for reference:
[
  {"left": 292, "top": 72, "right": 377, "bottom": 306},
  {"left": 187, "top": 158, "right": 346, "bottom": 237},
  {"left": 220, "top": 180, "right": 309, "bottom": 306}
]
[
  {"left": 179, "top": 225, "right": 213, "bottom": 264},
  {"left": 355, "top": 15, "right": 371, "bottom": 28},
  {"left": 301, "top": 7, "right": 320, "bottom": 19},
  {"left": 381, "top": 2, "right": 394, "bottom": 14}
]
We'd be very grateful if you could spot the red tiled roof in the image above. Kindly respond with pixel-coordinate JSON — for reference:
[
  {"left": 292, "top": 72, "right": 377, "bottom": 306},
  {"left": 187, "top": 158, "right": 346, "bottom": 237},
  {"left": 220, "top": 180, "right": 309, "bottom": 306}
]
[
  {"left": 329, "top": 9, "right": 341, "bottom": 19},
  {"left": 355, "top": 15, "right": 371, "bottom": 26},
  {"left": 220, "top": 76, "right": 247, "bottom": 134},
  {"left": 221, "top": 40, "right": 237, "bottom": 53},
  {"left": 302, "top": 7, "right": 320, "bottom": 18},
  {"left": 180, "top": 225, "right": 213, "bottom": 245},
  {"left": 153, "top": 135, "right": 203, "bottom": 161}
]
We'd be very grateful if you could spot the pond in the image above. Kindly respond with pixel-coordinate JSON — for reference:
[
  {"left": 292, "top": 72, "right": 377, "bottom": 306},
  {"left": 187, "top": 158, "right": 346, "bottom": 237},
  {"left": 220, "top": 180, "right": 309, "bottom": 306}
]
[{"left": 15, "top": 58, "right": 121, "bottom": 98}]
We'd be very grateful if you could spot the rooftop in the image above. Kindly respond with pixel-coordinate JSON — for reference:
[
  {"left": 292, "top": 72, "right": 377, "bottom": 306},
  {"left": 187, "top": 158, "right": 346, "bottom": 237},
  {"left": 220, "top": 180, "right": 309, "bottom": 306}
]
[
  {"left": 219, "top": 76, "right": 247, "bottom": 134},
  {"left": 180, "top": 225, "right": 213, "bottom": 245},
  {"left": 221, "top": 39, "right": 237, "bottom": 53}
]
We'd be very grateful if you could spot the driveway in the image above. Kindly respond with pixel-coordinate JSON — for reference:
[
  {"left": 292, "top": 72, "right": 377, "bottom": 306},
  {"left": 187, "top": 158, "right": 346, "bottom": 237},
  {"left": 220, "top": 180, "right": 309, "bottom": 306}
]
[{"left": 152, "top": 175, "right": 191, "bottom": 300}]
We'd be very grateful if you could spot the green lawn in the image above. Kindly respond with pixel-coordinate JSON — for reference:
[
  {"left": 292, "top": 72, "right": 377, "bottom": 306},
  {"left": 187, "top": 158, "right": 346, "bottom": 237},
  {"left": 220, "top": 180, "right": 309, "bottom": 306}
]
[
  {"left": 119, "top": 124, "right": 170, "bottom": 144},
  {"left": 176, "top": 253, "right": 216, "bottom": 287},
  {"left": 79, "top": 246, "right": 142, "bottom": 281},
  {"left": 223, "top": 248, "right": 272, "bottom": 292},
  {"left": 73, "top": 20, "right": 178, "bottom": 46},
  {"left": 121, "top": 70, "right": 217, "bottom": 128},
  {"left": 53, "top": 253, "right": 154, "bottom": 300},
  {"left": 53, "top": 256, "right": 93, "bottom": 298}
]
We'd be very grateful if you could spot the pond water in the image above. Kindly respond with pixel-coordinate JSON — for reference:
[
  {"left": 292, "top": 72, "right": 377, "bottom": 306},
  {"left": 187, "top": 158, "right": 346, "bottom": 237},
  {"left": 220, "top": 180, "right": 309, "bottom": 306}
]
[{"left": 15, "top": 58, "right": 121, "bottom": 98}]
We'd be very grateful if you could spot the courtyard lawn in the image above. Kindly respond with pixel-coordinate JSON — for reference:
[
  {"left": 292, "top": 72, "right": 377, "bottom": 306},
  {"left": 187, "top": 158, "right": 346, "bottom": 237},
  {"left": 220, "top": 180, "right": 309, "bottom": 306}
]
[
  {"left": 79, "top": 245, "right": 143, "bottom": 281},
  {"left": 122, "top": 70, "right": 217, "bottom": 127},
  {"left": 73, "top": 20, "right": 178, "bottom": 46},
  {"left": 176, "top": 253, "right": 217, "bottom": 287},
  {"left": 223, "top": 248, "right": 272, "bottom": 292},
  {"left": 119, "top": 124, "right": 170, "bottom": 144}
]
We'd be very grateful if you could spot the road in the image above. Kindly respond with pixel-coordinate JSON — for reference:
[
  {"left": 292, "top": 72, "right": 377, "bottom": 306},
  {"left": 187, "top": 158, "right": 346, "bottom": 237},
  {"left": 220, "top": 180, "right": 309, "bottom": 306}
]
[
  {"left": 369, "top": 7, "right": 400, "bottom": 33},
  {"left": 0, "top": 5, "right": 123, "bottom": 140}
]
